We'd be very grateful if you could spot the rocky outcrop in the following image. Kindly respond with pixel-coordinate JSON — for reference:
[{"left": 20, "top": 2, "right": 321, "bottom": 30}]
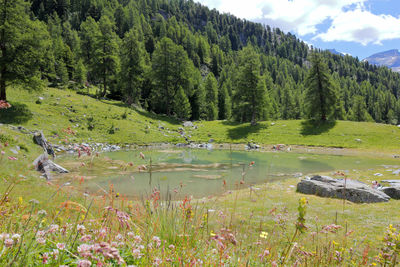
[
  {"left": 297, "top": 175, "right": 390, "bottom": 203},
  {"left": 382, "top": 187, "right": 400, "bottom": 199}
]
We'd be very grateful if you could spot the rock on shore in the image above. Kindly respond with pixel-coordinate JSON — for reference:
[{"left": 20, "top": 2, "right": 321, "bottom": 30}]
[{"left": 297, "top": 175, "right": 390, "bottom": 203}]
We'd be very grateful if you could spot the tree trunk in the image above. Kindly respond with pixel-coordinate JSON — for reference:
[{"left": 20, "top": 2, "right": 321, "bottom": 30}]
[
  {"left": 0, "top": 0, "right": 7, "bottom": 102},
  {"left": 0, "top": 73, "right": 5, "bottom": 101}
]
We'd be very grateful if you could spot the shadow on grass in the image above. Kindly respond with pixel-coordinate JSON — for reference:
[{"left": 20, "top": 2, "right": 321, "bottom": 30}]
[
  {"left": 225, "top": 121, "right": 268, "bottom": 140},
  {"left": 301, "top": 120, "right": 336, "bottom": 135},
  {"left": 0, "top": 102, "right": 33, "bottom": 124},
  {"left": 77, "top": 90, "right": 181, "bottom": 126}
]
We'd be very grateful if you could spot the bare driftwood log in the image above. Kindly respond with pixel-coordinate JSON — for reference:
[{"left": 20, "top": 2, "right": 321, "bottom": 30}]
[
  {"left": 33, "top": 131, "right": 55, "bottom": 158},
  {"left": 33, "top": 154, "right": 69, "bottom": 180}
]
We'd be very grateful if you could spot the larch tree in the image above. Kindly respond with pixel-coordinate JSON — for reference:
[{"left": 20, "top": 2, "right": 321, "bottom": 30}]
[
  {"left": 304, "top": 53, "right": 337, "bottom": 121},
  {"left": 0, "top": 0, "right": 50, "bottom": 101},
  {"left": 93, "top": 15, "right": 120, "bottom": 97},
  {"left": 204, "top": 72, "right": 218, "bottom": 120},
  {"left": 233, "top": 45, "right": 268, "bottom": 125},
  {"left": 119, "top": 28, "right": 146, "bottom": 105},
  {"left": 151, "top": 37, "right": 192, "bottom": 116}
]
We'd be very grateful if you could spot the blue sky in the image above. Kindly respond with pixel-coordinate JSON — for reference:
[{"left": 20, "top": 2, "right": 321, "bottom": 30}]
[{"left": 197, "top": 0, "right": 400, "bottom": 59}]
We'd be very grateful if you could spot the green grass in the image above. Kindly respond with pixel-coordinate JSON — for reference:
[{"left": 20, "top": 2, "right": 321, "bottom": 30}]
[
  {"left": 1, "top": 87, "right": 400, "bottom": 152},
  {"left": 2, "top": 87, "right": 400, "bottom": 265}
]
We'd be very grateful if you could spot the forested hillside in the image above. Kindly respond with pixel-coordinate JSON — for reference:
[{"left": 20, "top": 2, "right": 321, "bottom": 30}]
[{"left": 3, "top": 0, "right": 400, "bottom": 124}]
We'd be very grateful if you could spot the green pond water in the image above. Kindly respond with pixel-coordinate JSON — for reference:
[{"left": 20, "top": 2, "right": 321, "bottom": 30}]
[{"left": 62, "top": 149, "right": 399, "bottom": 199}]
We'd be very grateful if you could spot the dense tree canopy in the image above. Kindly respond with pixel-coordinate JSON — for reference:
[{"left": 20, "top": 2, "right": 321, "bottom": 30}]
[
  {"left": 2, "top": 0, "right": 400, "bottom": 125},
  {"left": 0, "top": 0, "right": 50, "bottom": 101}
]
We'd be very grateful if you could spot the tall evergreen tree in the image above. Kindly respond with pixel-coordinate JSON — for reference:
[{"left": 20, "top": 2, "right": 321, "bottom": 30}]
[
  {"left": 93, "top": 16, "right": 120, "bottom": 97},
  {"left": 204, "top": 72, "right": 218, "bottom": 120},
  {"left": 0, "top": 0, "right": 50, "bottom": 101},
  {"left": 304, "top": 53, "right": 337, "bottom": 121},
  {"left": 233, "top": 45, "right": 268, "bottom": 125},
  {"left": 119, "top": 28, "right": 146, "bottom": 104},
  {"left": 151, "top": 37, "right": 192, "bottom": 116}
]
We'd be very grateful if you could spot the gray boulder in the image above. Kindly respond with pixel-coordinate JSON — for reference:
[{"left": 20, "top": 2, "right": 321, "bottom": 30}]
[
  {"left": 297, "top": 175, "right": 390, "bottom": 203},
  {"left": 382, "top": 187, "right": 400, "bottom": 199},
  {"left": 183, "top": 121, "right": 194, "bottom": 127}
]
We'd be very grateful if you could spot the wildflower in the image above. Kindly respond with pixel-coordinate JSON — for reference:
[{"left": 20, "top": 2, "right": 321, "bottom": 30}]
[
  {"left": 38, "top": 210, "right": 47, "bottom": 217},
  {"left": 42, "top": 252, "right": 49, "bottom": 264},
  {"left": 37, "top": 230, "right": 46, "bottom": 238},
  {"left": 153, "top": 257, "right": 162, "bottom": 266},
  {"left": 210, "top": 231, "right": 216, "bottom": 237},
  {"left": 115, "top": 234, "right": 123, "bottom": 241},
  {"left": 80, "top": 235, "right": 92, "bottom": 242},
  {"left": 36, "top": 237, "right": 46, "bottom": 244},
  {"left": 4, "top": 238, "right": 14, "bottom": 248},
  {"left": 127, "top": 232, "right": 135, "bottom": 238},
  {"left": 132, "top": 248, "right": 142, "bottom": 259},
  {"left": 56, "top": 243, "right": 66, "bottom": 250},
  {"left": 29, "top": 199, "right": 39, "bottom": 205},
  {"left": 48, "top": 224, "right": 59, "bottom": 233},
  {"left": 0, "top": 233, "right": 10, "bottom": 240},
  {"left": 77, "top": 244, "right": 92, "bottom": 256},
  {"left": 133, "top": 235, "right": 142, "bottom": 244},
  {"left": 0, "top": 100, "right": 11, "bottom": 109},
  {"left": 8, "top": 156, "right": 17, "bottom": 160},
  {"left": 77, "top": 224, "right": 86, "bottom": 234},
  {"left": 1, "top": 151, "right": 4, "bottom": 155},
  {"left": 259, "top": 248, "right": 270, "bottom": 261},
  {"left": 168, "top": 244, "right": 175, "bottom": 250},
  {"left": 52, "top": 249, "right": 59, "bottom": 259},
  {"left": 152, "top": 236, "right": 161, "bottom": 248},
  {"left": 77, "top": 259, "right": 92, "bottom": 267},
  {"left": 260, "top": 231, "right": 268, "bottom": 239},
  {"left": 11, "top": 234, "right": 21, "bottom": 242}
]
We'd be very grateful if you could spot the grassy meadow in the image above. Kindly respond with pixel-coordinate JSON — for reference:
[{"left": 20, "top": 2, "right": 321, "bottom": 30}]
[{"left": 1, "top": 87, "right": 400, "bottom": 265}]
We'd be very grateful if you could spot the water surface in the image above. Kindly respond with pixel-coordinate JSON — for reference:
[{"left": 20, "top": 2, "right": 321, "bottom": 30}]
[{"left": 62, "top": 149, "right": 399, "bottom": 199}]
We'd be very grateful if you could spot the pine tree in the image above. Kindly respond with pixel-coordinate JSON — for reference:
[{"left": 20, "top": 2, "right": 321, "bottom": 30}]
[
  {"left": 0, "top": 0, "right": 51, "bottom": 101},
  {"left": 349, "top": 95, "right": 373, "bottom": 122},
  {"left": 204, "top": 72, "right": 218, "bottom": 120},
  {"left": 218, "top": 82, "right": 232, "bottom": 120},
  {"left": 93, "top": 16, "right": 120, "bottom": 97},
  {"left": 233, "top": 45, "right": 268, "bottom": 125},
  {"left": 304, "top": 53, "right": 337, "bottom": 121},
  {"left": 119, "top": 29, "right": 146, "bottom": 104},
  {"left": 151, "top": 37, "right": 192, "bottom": 116},
  {"left": 174, "top": 87, "right": 191, "bottom": 120}
]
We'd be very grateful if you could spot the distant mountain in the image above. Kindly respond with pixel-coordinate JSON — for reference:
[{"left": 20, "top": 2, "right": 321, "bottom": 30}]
[
  {"left": 327, "top": 49, "right": 349, "bottom": 56},
  {"left": 364, "top": 49, "right": 400, "bottom": 72}
]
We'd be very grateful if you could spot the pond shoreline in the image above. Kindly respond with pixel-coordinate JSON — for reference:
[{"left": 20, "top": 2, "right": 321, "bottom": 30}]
[{"left": 55, "top": 141, "right": 399, "bottom": 159}]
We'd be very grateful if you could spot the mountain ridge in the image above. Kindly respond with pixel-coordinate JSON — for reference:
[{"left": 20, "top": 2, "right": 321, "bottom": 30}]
[{"left": 364, "top": 49, "right": 400, "bottom": 72}]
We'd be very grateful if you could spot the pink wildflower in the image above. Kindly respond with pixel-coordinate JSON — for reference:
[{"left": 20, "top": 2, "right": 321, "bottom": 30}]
[
  {"left": 56, "top": 243, "right": 66, "bottom": 250},
  {"left": 42, "top": 252, "right": 49, "bottom": 264},
  {"left": 36, "top": 237, "right": 46, "bottom": 244},
  {"left": 153, "top": 257, "right": 162, "bottom": 266},
  {"left": 8, "top": 156, "right": 17, "bottom": 160},
  {"left": 48, "top": 224, "right": 59, "bottom": 233},
  {"left": 152, "top": 236, "right": 161, "bottom": 248},
  {"left": 4, "top": 238, "right": 14, "bottom": 248},
  {"left": 77, "top": 259, "right": 91, "bottom": 267},
  {"left": 80, "top": 235, "right": 92, "bottom": 242},
  {"left": 132, "top": 248, "right": 142, "bottom": 259}
]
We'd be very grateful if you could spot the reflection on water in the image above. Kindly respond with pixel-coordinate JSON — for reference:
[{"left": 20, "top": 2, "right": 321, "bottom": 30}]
[{"left": 62, "top": 149, "right": 399, "bottom": 199}]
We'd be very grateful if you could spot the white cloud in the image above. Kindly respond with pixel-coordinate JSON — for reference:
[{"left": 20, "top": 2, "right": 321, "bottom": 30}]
[
  {"left": 196, "top": 0, "right": 400, "bottom": 45},
  {"left": 315, "top": 9, "right": 400, "bottom": 45}
]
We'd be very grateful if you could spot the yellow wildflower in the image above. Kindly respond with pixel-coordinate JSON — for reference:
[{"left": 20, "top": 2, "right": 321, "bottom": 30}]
[{"left": 260, "top": 231, "right": 268, "bottom": 239}]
